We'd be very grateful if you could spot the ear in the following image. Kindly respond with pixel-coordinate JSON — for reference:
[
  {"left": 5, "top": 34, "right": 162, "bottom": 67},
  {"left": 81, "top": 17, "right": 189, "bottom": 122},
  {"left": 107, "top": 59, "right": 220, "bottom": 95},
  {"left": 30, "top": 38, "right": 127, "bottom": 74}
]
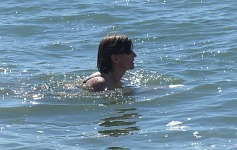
[{"left": 111, "top": 54, "right": 119, "bottom": 64}]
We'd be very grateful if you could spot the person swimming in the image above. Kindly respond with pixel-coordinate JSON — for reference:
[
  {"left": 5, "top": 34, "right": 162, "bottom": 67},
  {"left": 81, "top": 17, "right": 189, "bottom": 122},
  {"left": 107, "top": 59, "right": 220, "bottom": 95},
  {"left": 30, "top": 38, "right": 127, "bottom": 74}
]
[{"left": 82, "top": 34, "right": 137, "bottom": 92}]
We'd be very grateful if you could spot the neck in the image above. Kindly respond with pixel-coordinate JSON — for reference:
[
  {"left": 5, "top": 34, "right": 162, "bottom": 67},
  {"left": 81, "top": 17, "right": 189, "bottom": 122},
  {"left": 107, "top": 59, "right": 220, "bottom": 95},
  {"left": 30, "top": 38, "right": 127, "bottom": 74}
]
[
  {"left": 101, "top": 69, "right": 125, "bottom": 86},
  {"left": 110, "top": 70, "right": 125, "bottom": 83}
]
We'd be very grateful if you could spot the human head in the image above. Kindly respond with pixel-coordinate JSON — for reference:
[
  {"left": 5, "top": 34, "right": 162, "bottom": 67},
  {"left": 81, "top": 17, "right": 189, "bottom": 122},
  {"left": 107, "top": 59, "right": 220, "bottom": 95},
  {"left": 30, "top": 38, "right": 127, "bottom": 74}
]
[{"left": 97, "top": 34, "right": 134, "bottom": 73}]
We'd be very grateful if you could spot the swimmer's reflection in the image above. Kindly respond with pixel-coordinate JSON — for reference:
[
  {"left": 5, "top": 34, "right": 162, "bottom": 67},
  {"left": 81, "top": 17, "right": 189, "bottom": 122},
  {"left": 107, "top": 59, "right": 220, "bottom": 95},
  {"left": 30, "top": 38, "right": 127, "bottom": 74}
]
[{"left": 98, "top": 108, "right": 140, "bottom": 137}]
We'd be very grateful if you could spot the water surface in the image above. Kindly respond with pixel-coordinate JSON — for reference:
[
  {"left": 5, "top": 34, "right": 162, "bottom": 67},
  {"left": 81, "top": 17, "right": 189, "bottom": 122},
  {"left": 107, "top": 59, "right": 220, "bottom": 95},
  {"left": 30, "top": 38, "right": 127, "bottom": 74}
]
[{"left": 1, "top": 0, "right": 237, "bottom": 149}]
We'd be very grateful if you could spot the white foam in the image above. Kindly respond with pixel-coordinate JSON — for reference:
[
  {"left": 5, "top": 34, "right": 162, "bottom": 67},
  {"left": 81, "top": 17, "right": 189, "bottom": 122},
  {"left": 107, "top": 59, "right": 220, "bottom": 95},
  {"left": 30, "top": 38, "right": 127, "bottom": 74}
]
[
  {"left": 168, "top": 84, "right": 184, "bottom": 88},
  {"left": 166, "top": 121, "right": 189, "bottom": 131},
  {"left": 166, "top": 121, "right": 183, "bottom": 127}
]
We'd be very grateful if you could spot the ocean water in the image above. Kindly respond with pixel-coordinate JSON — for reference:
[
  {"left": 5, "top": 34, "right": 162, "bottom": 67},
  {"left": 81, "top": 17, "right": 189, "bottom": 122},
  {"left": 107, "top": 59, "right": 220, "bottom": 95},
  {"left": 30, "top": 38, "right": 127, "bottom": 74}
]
[{"left": 1, "top": 0, "right": 237, "bottom": 149}]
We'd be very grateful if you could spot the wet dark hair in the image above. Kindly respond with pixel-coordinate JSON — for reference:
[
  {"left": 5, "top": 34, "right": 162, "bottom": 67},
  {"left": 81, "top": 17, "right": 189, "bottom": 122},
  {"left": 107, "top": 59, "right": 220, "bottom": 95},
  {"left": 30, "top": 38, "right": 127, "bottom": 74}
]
[{"left": 97, "top": 34, "right": 133, "bottom": 73}]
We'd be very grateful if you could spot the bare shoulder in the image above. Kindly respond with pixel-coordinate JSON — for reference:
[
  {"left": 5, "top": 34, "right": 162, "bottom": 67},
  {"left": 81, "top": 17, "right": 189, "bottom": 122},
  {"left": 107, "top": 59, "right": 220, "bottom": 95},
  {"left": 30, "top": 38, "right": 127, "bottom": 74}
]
[
  {"left": 88, "top": 72, "right": 101, "bottom": 78},
  {"left": 83, "top": 76, "right": 108, "bottom": 91}
]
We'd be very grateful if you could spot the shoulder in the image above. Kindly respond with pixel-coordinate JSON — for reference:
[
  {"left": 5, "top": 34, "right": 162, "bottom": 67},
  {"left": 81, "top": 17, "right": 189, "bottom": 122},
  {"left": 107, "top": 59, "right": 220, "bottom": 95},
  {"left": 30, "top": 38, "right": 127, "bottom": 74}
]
[
  {"left": 88, "top": 77, "right": 108, "bottom": 91},
  {"left": 83, "top": 76, "right": 108, "bottom": 91},
  {"left": 89, "top": 72, "right": 101, "bottom": 78}
]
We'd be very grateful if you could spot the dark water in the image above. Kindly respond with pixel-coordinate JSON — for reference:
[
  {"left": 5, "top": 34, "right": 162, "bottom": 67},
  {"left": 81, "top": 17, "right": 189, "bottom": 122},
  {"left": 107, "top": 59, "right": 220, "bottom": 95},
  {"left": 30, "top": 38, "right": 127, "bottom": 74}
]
[{"left": 1, "top": 0, "right": 237, "bottom": 149}]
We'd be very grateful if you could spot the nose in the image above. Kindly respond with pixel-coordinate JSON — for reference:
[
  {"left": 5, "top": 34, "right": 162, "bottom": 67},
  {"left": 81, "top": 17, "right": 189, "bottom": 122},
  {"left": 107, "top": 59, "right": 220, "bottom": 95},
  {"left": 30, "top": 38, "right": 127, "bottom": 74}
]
[{"left": 132, "top": 51, "right": 137, "bottom": 57}]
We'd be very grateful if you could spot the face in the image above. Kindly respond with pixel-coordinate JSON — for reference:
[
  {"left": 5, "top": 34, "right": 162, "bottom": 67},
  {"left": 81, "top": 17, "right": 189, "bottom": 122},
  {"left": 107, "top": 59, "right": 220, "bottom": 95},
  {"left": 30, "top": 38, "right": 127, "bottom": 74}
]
[{"left": 115, "top": 50, "right": 137, "bottom": 71}]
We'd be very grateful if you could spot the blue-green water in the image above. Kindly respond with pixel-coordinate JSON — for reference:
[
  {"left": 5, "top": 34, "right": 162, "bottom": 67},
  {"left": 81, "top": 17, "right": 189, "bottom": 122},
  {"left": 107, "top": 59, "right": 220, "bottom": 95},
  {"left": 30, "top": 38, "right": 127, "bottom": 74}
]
[{"left": 1, "top": 0, "right": 237, "bottom": 149}]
